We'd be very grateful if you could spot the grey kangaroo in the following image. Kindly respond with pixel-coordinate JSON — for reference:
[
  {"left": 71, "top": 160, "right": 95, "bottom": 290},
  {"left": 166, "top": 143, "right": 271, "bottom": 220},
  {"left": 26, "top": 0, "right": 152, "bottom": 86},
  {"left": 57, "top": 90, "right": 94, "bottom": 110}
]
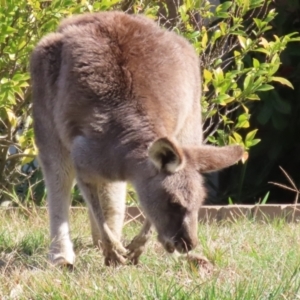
[{"left": 30, "top": 11, "right": 243, "bottom": 266}]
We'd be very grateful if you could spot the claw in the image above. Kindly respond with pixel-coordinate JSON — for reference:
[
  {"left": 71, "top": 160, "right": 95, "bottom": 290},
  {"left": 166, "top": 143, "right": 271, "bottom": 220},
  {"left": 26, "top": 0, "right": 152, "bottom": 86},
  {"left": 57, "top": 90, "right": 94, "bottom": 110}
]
[
  {"left": 125, "top": 237, "right": 147, "bottom": 265},
  {"left": 104, "top": 250, "right": 127, "bottom": 266},
  {"left": 125, "top": 220, "right": 152, "bottom": 265}
]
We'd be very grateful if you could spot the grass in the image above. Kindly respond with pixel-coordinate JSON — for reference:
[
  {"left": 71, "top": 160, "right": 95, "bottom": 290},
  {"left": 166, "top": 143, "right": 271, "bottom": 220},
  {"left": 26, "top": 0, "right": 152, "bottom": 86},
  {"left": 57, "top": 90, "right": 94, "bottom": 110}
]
[{"left": 1, "top": 209, "right": 300, "bottom": 299}]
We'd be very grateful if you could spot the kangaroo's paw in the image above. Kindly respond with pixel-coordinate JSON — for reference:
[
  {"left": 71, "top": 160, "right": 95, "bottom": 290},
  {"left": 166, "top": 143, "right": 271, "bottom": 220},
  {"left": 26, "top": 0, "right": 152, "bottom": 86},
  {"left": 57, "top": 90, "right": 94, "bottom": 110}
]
[
  {"left": 49, "top": 240, "right": 76, "bottom": 268},
  {"left": 126, "top": 235, "right": 148, "bottom": 265},
  {"left": 103, "top": 242, "right": 127, "bottom": 266}
]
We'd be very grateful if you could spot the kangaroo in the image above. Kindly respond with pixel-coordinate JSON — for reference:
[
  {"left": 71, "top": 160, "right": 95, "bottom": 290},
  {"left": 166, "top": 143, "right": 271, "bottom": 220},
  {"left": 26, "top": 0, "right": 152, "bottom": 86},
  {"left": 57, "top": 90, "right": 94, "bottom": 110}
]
[{"left": 30, "top": 11, "right": 243, "bottom": 266}]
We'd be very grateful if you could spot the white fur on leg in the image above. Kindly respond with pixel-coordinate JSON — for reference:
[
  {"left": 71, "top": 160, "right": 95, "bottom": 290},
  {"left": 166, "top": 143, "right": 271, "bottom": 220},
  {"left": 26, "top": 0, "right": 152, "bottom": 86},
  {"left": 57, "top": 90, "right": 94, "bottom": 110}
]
[
  {"left": 48, "top": 209, "right": 75, "bottom": 266},
  {"left": 49, "top": 231, "right": 76, "bottom": 266},
  {"left": 41, "top": 155, "right": 75, "bottom": 267}
]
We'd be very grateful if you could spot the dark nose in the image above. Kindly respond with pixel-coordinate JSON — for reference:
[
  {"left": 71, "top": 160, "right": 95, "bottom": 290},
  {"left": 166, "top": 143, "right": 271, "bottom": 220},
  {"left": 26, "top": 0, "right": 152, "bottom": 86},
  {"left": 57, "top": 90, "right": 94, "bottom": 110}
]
[{"left": 174, "top": 232, "right": 198, "bottom": 253}]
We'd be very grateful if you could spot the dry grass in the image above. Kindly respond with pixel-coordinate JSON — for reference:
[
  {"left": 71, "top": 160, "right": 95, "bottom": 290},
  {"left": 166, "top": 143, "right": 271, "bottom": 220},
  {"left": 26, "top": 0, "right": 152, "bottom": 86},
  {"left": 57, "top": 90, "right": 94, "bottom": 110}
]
[{"left": 1, "top": 208, "right": 300, "bottom": 299}]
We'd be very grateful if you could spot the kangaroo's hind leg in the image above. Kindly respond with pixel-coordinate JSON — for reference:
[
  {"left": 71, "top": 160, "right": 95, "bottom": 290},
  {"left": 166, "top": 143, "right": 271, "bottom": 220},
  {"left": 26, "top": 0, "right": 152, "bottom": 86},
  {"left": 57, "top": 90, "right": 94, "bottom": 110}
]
[
  {"left": 37, "top": 139, "right": 76, "bottom": 266},
  {"left": 31, "top": 31, "right": 76, "bottom": 266}
]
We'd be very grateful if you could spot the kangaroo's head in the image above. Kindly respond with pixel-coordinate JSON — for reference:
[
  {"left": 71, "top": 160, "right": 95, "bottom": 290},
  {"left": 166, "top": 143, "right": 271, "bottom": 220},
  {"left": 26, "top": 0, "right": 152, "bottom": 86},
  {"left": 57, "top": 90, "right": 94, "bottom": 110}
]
[{"left": 135, "top": 138, "right": 243, "bottom": 254}]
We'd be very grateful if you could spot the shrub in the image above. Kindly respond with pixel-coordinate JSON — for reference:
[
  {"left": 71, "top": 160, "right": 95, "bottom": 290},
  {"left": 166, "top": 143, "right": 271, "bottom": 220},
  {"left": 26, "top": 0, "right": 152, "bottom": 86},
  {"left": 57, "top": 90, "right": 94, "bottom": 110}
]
[
  {"left": 0, "top": 0, "right": 298, "bottom": 205},
  {"left": 0, "top": 0, "right": 119, "bottom": 204}
]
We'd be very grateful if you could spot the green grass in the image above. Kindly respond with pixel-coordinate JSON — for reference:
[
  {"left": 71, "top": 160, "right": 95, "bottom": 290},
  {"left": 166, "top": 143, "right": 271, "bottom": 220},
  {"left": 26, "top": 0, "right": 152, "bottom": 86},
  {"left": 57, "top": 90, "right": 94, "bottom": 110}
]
[{"left": 1, "top": 209, "right": 300, "bottom": 299}]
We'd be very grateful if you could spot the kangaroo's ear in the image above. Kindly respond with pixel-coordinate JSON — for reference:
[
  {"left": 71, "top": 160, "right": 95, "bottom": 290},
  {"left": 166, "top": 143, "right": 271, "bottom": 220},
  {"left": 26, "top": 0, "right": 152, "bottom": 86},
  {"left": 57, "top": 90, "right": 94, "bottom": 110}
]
[
  {"left": 148, "top": 138, "right": 185, "bottom": 173},
  {"left": 187, "top": 145, "right": 244, "bottom": 173}
]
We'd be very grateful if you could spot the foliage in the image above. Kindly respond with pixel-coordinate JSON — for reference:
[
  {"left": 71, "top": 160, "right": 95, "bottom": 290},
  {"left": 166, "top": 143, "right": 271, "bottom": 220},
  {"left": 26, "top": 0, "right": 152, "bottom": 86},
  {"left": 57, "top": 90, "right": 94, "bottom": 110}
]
[
  {"left": 174, "top": 0, "right": 299, "bottom": 151},
  {"left": 223, "top": 0, "right": 300, "bottom": 204},
  {"left": 0, "top": 0, "right": 120, "bottom": 204},
  {"left": 0, "top": 0, "right": 298, "bottom": 204}
]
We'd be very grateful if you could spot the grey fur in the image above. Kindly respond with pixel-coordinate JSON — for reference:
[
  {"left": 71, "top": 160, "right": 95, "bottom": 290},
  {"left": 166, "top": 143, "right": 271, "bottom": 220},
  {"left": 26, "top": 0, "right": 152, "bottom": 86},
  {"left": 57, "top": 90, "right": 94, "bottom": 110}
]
[{"left": 30, "top": 11, "right": 243, "bottom": 266}]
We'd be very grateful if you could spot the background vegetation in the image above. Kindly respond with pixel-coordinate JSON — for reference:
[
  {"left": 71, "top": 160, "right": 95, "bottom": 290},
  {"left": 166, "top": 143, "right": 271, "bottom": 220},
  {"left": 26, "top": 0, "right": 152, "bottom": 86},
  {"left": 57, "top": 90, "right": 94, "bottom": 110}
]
[{"left": 0, "top": 0, "right": 299, "bottom": 206}]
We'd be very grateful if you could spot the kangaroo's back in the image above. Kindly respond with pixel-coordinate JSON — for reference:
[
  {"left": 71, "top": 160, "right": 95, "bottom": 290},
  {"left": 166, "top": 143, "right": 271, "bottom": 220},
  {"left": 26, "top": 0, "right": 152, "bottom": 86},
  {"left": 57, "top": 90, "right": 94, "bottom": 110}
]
[{"left": 31, "top": 12, "right": 202, "bottom": 149}]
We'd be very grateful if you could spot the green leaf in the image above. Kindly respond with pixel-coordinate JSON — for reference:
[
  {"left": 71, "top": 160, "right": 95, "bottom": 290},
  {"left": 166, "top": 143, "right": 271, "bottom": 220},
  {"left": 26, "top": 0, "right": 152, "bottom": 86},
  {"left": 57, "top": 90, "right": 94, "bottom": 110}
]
[
  {"left": 21, "top": 148, "right": 36, "bottom": 165},
  {"left": 233, "top": 132, "right": 243, "bottom": 143},
  {"left": 271, "top": 76, "right": 294, "bottom": 89},
  {"left": 8, "top": 53, "right": 15, "bottom": 60},
  {"left": 245, "top": 137, "right": 261, "bottom": 148},
  {"left": 269, "top": 63, "right": 280, "bottom": 76},
  {"left": 219, "top": 22, "right": 228, "bottom": 35},
  {"left": 211, "top": 30, "right": 222, "bottom": 43},
  {"left": 247, "top": 94, "right": 260, "bottom": 101},
  {"left": 215, "top": 94, "right": 231, "bottom": 106},
  {"left": 207, "top": 136, "right": 217, "bottom": 144},
  {"left": 271, "top": 54, "right": 280, "bottom": 65},
  {"left": 261, "top": 191, "right": 270, "bottom": 204},
  {"left": 0, "top": 78, "right": 9, "bottom": 84},
  {"left": 213, "top": 67, "right": 224, "bottom": 82},
  {"left": 243, "top": 74, "right": 254, "bottom": 91},
  {"left": 242, "top": 104, "right": 249, "bottom": 113},
  {"left": 236, "top": 120, "right": 250, "bottom": 128},
  {"left": 253, "top": 58, "right": 260, "bottom": 68},
  {"left": 238, "top": 113, "right": 250, "bottom": 121},
  {"left": 254, "top": 48, "right": 269, "bottom": 55},
  {"left": 207, "top": 109, "right": 217, "bottom": 118},
  {"left": 289, "top": 37, "right": 300, "bottom": 42},
  {"left": 259, "top": 37, "right": 269, "bottom": 48},
  {"left": 238, "top": 36, "right": 246, "bottom": 49},
  {"left": 253, "top": 18, "right": 262, "bottom": 29},
  {"left": 245, "top": 129, "right": 258, "bottom": 142},
  {"left": 216, "top": 1, "right": 232, "bottom": 12},
  {"left": 265, "top": 8, "right": 276, "bottom": 23},
  {"left": 235, "top": 113, "right": 250, "bottom": 128},
  {"left": 203, "top": 69, "right": 212, "bottom": 82},
  {"left": 256, "top": 84, "right": 274, "bottom": 91},
  {"left": 2, "top": 25, "right": 17, "bottom": 34},
  {"left": 201, "top": 31, "right": 208, "bottom": 48},
  {"left": 5, "top": 108, "right": 17, "bottom": 128},
  {"left": 241, "top": 0, "right": 249, "bottom": 15},
  {"left": 12, "top": 73, "right": 30, "bottom": 81},
  {"left": 229, "top": 136, "right": 237, "bottom": 145},
  {"left": 250, "top": 139, "right": 261, "bottom": 146}
]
